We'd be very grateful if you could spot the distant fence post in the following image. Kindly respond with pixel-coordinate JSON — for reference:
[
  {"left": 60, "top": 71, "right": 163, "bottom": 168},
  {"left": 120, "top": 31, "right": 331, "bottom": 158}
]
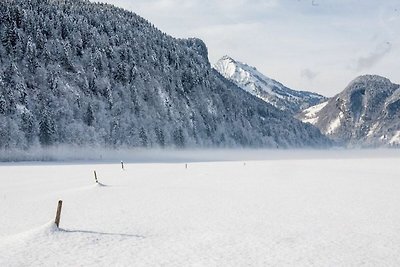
[
  {"left": 121, "top": 161, "right": 124, "bottom": 170},
  {"left": 55, "top": 200, "right": 63, "bottom": 228},
  {"left": 185, "top": 163, "right": 188, "bottom": 169},
  {"left": 94, "top": 170, "right": 98, "bottom": 183}
]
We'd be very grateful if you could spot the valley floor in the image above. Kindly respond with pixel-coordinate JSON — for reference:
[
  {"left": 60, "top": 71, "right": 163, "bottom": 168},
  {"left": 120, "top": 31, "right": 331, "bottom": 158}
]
[{"left": 1, "top": 151, "right": 400, "bottom": 266}]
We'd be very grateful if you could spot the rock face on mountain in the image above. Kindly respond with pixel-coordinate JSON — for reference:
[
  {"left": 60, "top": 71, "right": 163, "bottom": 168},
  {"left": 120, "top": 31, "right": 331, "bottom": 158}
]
[
  {"left": 0, "top": 0, "right": 330, "bottom": 150},
  {"left": 214, "top": 56, "right": 326, "bottom": 114},
  {"left": 298, "top": 75, "right": 400, "bottom": 147}
]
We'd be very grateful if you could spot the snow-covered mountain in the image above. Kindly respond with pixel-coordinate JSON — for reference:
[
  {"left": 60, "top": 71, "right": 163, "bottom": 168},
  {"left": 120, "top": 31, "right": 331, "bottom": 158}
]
[
  {"left": 297, "top": 75, "right": 400, "bottom": 147},
  {"left": 0, "top": 0, "right": 330, "bottom": 150},
  {"left": 214, "top": 56, "right": 326, "bottom": 114}
]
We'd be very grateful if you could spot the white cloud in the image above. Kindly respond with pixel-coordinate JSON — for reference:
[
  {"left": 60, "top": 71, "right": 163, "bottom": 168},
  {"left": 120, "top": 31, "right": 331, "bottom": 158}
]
[
  {"left": 301, "top": 69, "right": 318, "bottom": 81},
  {"left": 355, "top": 42, "right": 392, "bottom": 71}
]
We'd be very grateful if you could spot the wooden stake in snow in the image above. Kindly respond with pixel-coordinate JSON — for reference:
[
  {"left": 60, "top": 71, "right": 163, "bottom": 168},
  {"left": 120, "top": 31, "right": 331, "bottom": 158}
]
[
  {"left": 121, "top": 161, "right": 124, "bottom": 170},
  {"left": 185, "top": 163, "right": 188, "bottom": 169},
  {"left": 94, "top": 170, "right": 98, "bottom": 183},
  {"left": 55, "top": 200, "right": 63, "bottom": 228}
]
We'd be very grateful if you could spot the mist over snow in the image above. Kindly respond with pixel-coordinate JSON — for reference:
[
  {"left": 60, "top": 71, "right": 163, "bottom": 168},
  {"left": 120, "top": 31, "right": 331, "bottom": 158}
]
[{"left": 1, "top": 146, "right": 400, "bottom": 164}]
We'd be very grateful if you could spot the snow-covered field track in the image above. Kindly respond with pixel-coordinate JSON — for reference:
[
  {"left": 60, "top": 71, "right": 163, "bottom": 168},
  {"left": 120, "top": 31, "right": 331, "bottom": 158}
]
[{"left": 1, "top": 152, "right": 400, "bottom": 266}]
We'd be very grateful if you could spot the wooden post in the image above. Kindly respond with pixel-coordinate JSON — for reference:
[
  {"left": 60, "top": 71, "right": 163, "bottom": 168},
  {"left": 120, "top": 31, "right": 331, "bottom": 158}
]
[
  {"left": 55, "top": 200, "right": 63, "bottom": 228},
  {"left": 94, "top": 170, "right": 98, "bottom": 183},
  {"left": 185, "top": 163, "right": 188, "bottom": 169},
  {"left": 121, "top": 161, "right": 124, "bottom": 170}
]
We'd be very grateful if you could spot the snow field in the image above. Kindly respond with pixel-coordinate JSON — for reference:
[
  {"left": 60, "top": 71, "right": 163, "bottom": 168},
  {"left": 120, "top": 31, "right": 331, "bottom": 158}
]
[{"left": 1, "top": 155, "right": 400, "bottom": 266}]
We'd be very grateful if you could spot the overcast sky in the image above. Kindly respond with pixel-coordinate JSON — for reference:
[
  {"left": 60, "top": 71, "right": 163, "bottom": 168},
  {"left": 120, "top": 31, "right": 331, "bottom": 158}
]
[{"left": 93, "top": 0, "right": 399, "bottom": 96}]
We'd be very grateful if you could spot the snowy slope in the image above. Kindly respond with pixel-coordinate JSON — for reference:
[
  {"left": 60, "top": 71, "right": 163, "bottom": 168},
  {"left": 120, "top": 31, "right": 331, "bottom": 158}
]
[
  {"left": 214, "top": 56, "right": 326, "bottom": 114},
  {"left": 301, "top": 101, "right": 328, "bottom": 124},
  {"left": 297, "top": 75, "right": 400, "bottom": 147},
  {"left": 1, "top": 152, "right": 400, "bottom": 266}
]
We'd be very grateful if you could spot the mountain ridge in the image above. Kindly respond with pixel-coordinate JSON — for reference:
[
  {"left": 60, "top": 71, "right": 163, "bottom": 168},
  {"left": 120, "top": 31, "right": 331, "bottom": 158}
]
[
  {"left": 297, "top": 74, "right": 400, "bottom": 147},
  {"left": 214, "top": 55, "right": 326, "bottom": 114}
]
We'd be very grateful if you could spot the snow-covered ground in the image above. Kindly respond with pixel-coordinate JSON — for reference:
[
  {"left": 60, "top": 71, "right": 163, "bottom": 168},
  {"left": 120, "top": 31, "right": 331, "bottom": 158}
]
[{"left": 1, "top": 151, "right": 400, "bottom": 266}]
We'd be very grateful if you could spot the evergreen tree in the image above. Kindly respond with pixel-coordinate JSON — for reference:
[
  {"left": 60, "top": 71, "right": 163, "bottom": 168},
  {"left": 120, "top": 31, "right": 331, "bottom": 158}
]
[
  {"left": 25, "top": 40, "right": 38, "bottom": 73},
  {"left": 154, "top": 127, "right": 165, "bottom": 147},
  {"left": 0, "top": 95, "right": 6, "bottom": 115},
  {"left": 84, "top": 104, "right": 95, "bottom": 126},
  {"left": 173, "top": 127, "right": 185, "bottom": 148},
  {"left": 2, "top": 21, "right": 18, "bottom": 54},
  {"left": 139, "top": 127, "right": 148, "bottom": 147},
  {"left": 21, "top": 111, "right": 36, "bottom": 145},
  {"left": 39, "top": 110, "right": 55, "bottom": 146}
]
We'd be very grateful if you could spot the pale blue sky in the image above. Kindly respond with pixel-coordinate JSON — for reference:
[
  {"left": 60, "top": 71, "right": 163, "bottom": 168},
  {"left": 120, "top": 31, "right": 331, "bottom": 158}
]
[{"left": 93, "top": 0, "right": 400, "bottom": 96}]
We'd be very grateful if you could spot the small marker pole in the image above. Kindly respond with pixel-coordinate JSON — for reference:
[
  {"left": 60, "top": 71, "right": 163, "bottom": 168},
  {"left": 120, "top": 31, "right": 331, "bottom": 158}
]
[
  {"left": 121, "top": 161, "right": 124, "bottom": 170},
  {"left": 94, "top": 170, "right": 98, "bottom": 183},
  {"left": 185, "top": 163, "right": 188, "bottom": 169},
  {"left": 55, "top": 200, "right": 63, "bottom": 228}
]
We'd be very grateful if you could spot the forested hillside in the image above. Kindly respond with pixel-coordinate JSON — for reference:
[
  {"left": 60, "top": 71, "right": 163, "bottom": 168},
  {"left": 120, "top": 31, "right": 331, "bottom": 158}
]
[{"left": 0, "top": 0, "right": 329, "bottom": 149}]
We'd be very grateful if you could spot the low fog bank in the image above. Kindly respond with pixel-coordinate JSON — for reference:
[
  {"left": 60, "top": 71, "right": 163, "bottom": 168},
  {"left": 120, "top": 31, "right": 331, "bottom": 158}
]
[{"left": 0, "top": 146, "right": 400, "bottom": 164}]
